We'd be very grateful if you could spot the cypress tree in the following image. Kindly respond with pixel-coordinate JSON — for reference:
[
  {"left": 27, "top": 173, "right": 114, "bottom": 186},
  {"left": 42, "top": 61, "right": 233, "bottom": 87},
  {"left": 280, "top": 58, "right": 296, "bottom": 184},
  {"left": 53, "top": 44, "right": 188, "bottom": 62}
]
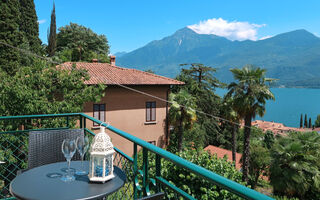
[
  {"left": 309, "top": 118, "right": 312, "bottom": 128},
  {"left": 0, "top": 0, "right": 25, "bottom": 75},
  {"left": 47, "top": 3, "right": 56, "bottom": 57},
  {"left": 304, "top": 114, "right": 308, "bottom": 128},
  {"left": 300, "top": 114, "right": 303, "bottom": 128},
  {"left": 19, "top": 0, "right": 41, "bottom": 54}
]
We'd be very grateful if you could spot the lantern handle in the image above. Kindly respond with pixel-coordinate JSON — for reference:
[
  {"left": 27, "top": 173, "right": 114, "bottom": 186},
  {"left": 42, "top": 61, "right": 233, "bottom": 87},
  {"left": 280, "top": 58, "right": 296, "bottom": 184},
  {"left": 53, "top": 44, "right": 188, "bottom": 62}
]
[
  {"left": 106, "top": 121, "right": 110, "bottom": 128},
  {"left": 100, "top": 122, "right": 110, "bottom": 128}
]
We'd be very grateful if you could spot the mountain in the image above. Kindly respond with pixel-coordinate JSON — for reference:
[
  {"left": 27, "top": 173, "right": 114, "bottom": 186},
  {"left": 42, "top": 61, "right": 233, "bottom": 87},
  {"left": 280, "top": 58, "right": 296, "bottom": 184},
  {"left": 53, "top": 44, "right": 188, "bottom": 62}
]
[
  {"left": 117, "top": 28, "right": 320, "bottom": 87},
  {"left": 113, "top": 51, "right": 127, "bottom": 58}
]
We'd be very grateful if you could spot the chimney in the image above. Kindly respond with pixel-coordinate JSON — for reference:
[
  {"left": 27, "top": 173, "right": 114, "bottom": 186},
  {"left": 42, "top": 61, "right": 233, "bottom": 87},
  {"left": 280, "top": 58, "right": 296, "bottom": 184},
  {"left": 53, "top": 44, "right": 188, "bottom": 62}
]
[
  {"left": 92, "top": 59, "right": 98, "bottom": 63},
  {"left": 110, "top": 55, "right": 116, "bottom": 66}
]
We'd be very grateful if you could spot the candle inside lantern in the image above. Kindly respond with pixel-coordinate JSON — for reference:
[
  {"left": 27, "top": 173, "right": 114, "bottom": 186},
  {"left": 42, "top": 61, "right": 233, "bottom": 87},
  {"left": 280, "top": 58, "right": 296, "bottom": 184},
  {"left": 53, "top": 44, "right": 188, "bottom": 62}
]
[{"left": 95, "top": 166, "right": 110, "bottom": 177}]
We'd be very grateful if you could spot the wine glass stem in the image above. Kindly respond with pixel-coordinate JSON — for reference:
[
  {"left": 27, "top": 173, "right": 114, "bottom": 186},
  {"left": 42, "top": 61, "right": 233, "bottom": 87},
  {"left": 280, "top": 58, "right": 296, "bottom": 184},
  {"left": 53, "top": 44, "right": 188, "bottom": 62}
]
[
  {"left": 67, "top": 159, "right": 71, "bottom": 177},
  {"left": 81, "top": 155, "right": 84, "bottom": 171}
]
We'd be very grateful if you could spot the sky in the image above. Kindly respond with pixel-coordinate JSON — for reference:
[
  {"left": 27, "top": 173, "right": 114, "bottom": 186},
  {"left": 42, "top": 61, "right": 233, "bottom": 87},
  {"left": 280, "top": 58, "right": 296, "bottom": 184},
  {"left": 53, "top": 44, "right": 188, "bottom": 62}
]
[{"left": 35, "top": 0, "right": 320, "bottom": 54}]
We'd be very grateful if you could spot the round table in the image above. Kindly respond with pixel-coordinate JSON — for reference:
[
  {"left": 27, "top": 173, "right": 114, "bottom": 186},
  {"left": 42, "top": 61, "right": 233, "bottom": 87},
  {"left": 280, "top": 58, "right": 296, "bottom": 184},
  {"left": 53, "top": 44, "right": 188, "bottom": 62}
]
[{"left": 10, "top": 161, "right": 126, "bottom": 200}]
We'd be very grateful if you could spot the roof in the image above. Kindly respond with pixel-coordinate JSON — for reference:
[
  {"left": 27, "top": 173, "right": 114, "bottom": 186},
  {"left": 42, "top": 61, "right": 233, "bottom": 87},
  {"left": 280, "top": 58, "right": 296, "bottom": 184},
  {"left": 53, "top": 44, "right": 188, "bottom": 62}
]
[
  {"left": 59, "top": 62, "right": 184, "bottom": 85},
  {"left": 252, "top": 120, "right": 302, "bottom": 136},
  {"left": 204, "top": 145, "right": 242, "bottom": 170}
]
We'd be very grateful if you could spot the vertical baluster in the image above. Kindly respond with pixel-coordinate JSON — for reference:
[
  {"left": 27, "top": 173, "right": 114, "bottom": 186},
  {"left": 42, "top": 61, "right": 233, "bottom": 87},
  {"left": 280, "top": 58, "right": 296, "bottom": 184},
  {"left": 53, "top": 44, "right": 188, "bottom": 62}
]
[
  {"left": 80, "top": 115, "right": 83, "bottom": 129},
  {"left": 133, "top": 143, "right": 138, "bottom": 199},
  {"left": 156, "top": 154, "right": 161, "bottom": 193},
  {"left": 66, "top": 116, "right": 69, "bottom": 128},
  {"left": 143, "top": 147, "right": 149, "bottom": 196}
]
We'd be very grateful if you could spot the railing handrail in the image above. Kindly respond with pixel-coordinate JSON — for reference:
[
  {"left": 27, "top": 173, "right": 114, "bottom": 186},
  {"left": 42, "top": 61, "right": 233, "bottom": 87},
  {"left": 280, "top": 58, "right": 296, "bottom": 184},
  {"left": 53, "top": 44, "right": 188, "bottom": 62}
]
[
  {"left": 0, "top": 113, "right": 274, "bottom": 200},
  {"left": 0, "top": 113, "right": 81, "bottom": 120}
]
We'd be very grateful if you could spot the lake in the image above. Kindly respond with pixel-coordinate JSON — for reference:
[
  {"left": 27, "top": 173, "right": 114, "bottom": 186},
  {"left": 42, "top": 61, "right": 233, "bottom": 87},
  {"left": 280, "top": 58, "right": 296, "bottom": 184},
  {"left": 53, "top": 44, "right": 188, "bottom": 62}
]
[{"left": 215, "top": 88, "right": 320, "bottom": 128}]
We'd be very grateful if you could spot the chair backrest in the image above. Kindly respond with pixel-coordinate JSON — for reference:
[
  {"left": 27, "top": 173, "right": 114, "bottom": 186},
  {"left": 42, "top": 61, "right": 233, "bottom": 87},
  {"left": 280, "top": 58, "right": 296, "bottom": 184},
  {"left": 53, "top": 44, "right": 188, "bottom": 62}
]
[
  {"left": 138, "top": 192, "right": 165, "bottom": 200},
  {"left": 28, "top": 129, "right": 84, "bottom": 169}
]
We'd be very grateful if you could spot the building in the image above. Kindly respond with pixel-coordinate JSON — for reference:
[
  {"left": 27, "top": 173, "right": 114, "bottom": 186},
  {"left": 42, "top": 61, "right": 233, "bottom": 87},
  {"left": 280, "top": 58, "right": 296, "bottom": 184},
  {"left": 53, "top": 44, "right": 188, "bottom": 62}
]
[
  {"left": 61, "top": 57, "right": 184, "bottom": 156},
  {"left": 204, "top": 145, "right": 242, "bottom": 170},
  {"left": 252, "top": 120, "right": 303, "bottom": 136}
]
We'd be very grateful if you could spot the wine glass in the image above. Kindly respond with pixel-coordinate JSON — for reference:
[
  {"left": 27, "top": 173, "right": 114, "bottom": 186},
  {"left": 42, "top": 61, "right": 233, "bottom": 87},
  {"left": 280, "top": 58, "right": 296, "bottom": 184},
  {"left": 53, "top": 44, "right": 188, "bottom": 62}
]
[
  {"left": 75, "top": 136, "right": 89, "bottom": 175},
  {"left": 61, "top": 139, "right": 76, "bottom": 182}
]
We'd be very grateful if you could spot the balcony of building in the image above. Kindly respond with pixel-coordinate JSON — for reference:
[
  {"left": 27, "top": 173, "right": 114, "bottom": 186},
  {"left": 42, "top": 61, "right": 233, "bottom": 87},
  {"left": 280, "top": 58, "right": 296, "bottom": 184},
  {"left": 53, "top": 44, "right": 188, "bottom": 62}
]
[{"left": 0, "top": 113, "right": 273, "bottom": 200}]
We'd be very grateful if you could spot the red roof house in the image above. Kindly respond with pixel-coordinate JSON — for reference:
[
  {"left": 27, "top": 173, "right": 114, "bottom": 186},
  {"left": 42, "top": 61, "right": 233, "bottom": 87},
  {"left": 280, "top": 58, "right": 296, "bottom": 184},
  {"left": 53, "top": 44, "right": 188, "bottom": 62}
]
[
  {"left": 58, "top": 57, "right": 184, "bottom": 156},
  {"left": 204, "top": 145, "right": 242, "bottom": 170}
]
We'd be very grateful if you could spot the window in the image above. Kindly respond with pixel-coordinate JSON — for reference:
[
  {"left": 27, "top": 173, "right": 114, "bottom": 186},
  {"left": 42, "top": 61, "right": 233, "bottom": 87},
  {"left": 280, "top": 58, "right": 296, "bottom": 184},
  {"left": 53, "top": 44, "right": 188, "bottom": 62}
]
[
  {"left": 93, "top": 104, "right": 105, "bottom": 126},
  {"left": 146, "top": 102, "right": 156, "bottom": 122}
]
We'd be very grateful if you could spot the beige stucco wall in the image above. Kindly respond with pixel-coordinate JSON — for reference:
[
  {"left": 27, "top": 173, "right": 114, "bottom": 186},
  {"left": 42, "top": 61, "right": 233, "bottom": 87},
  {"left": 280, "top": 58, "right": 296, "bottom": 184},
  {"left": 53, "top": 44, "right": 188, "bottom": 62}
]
[{"left": 83, "top": 85, "right": 169, "bottom": 157}]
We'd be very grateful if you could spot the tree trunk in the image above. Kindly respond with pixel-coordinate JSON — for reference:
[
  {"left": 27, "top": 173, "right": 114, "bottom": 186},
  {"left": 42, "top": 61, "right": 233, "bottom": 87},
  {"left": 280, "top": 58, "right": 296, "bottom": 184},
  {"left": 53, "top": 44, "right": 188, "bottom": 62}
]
[
  {"left": 177, "top": 107, "right": 184, "bottom": 152},
  {"left": 232, "top": 124, "right": 238, "bottom": 163},
  {"left": 242, "top": 114, "right": 252, "bottom": 183},
  {"left": 252, "top": 170, "right": 260, "bottom": 189}
]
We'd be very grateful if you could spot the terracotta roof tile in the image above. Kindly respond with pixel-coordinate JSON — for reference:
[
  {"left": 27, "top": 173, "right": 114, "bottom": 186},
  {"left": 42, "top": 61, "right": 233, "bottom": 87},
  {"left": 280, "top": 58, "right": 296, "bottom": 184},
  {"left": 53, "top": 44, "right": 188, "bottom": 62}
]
[
  {"left": 204, "top": 145, "right": 242, "bottom": 170},
  {"left": 59, "top": 62, "right": 184, "bottom": 85}
]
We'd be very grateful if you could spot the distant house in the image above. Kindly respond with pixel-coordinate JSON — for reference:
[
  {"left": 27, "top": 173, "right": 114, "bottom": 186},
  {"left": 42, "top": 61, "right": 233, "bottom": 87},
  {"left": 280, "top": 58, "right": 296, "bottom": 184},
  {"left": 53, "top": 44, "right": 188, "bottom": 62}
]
[
  {"left": 61, "top": 56, "right": 184, "bottom": 156},
  {"left": 204, "top": 145, "right": 242, "bottom": 170},
  {"left": 251, "top": 120, "right": 304, "bottom": 136}
]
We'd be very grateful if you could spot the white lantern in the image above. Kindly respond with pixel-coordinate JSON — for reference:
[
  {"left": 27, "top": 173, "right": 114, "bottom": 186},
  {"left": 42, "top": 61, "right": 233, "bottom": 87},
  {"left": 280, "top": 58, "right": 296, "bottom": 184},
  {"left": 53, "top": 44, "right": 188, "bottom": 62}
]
[{"left": 89, "top": 126, "right": 115, "bottom": 182}]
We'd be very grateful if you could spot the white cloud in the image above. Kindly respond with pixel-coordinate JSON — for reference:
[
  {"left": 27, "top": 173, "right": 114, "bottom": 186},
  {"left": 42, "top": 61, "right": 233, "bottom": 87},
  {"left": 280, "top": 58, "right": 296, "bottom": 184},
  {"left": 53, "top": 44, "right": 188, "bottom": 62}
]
[
  {"left": 260, "top": 35, "right": 272, "bottom": 40},
  {"left": 188, "top": 18, "right": 266, "bottom": 41},
  {"left": 37, "top": 19, "right": 46, "bottom": 24}
]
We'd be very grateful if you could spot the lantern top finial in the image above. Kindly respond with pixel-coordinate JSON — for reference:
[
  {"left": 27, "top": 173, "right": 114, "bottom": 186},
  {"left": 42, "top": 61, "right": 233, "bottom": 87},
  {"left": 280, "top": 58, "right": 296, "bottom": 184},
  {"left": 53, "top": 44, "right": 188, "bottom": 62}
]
[{"left": 90, "top": 126, "right": 114, "bottom": 154}]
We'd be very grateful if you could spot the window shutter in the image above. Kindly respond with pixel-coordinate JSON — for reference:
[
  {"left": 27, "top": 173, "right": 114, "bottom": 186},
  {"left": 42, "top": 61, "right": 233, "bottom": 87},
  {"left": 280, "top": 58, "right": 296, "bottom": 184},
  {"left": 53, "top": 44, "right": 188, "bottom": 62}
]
[
  {"left": 93, "top": 104, "right": 99, "bottom": 126},
  {"left": 100, "top": 104, "right": 105, "bottom": 122},
  {"left": 151, "top": 102, "right": 156, "bottom": 121}
]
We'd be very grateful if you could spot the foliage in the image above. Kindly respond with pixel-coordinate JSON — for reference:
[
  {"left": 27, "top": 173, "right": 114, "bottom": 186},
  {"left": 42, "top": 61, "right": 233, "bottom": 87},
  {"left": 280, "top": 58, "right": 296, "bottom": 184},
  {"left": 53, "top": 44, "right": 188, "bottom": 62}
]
[
  {"left": 18, "top": 0, "right": 42, "bottom": 54},
  {"left": 47, "top": 3, "right": 56, "bottom": 57},
  {"left": 220, "top": 96, "right": 240, "bottom": 161},
  {"left": 0, "top": 60, "right": 105, "bottom": 117},
  {"left": 0, "top": 0, "right": 26, "bottom": 75},
  {"left": 264, "top": 130, "right": 275, "bottom": 149},
  {"left": 304, "top": 114, "right": 307, "bottom": 128},
  {"left": 56, "top": 23, "right": 110, "bottom": 62},
  {"left": 174, "top": 63, "right": 223, "bottom": 147},
  {"left": 315, "top": 114, "right": 320, "bottom": 127},
  {"left": 308, "top": 117, "right": 312, "bottom": 128},
  {"left": 273, "top": 195, "right": 299, "bottom": 200},
  {"left": 247, "top": 140, "right": 271, "bottom": 189},
  {"left": 144, "top": 69, "right": 155, "bottom": 74},
  {"left": 226, "top": 65, "right": 275, "bottom": 182},
  {"left": 168, "top": 89, "right": 197, "bottom": 152},
  {"left": 269, "top": 131, "right": 320, "bottom": 199},
  {"left": 138, "top": 148, "right": 245, "bottom": 200},
  {"left": 299, "top": 114, "right": 303, "bottom": 128},
  {"left": 236, "top": 127, "right": 264, "bottom": 153}
]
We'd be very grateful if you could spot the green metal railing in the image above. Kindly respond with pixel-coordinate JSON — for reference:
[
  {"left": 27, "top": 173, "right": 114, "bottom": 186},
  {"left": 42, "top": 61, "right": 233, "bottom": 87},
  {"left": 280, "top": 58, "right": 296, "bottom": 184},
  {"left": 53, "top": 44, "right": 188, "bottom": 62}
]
[{"left": 0, "top": 113, "right": 274, "bottom": 200}]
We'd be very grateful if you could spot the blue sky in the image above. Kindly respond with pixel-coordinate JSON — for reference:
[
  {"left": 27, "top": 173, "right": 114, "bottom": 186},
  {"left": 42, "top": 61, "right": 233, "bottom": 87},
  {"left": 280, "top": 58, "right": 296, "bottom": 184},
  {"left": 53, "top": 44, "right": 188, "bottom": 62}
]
[{"left": 35, "top": 0, "right": 320, "bottom": 54}]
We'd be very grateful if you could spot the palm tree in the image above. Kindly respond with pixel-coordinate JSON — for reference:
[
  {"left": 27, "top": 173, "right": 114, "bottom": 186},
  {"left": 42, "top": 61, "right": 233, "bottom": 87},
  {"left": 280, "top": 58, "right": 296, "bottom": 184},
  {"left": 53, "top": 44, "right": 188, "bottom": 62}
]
[
  {"left": 226, "top": 65, "right": 275, "bottom": 182},
  {"left": 169, "top": 89, "right": 197, "bottom": 152},
  {"left": 270, "top": 131, "right": 320, "bottom": 198},
  {"left": 221, "top": 96, "right": 240, "bottom": 163}
]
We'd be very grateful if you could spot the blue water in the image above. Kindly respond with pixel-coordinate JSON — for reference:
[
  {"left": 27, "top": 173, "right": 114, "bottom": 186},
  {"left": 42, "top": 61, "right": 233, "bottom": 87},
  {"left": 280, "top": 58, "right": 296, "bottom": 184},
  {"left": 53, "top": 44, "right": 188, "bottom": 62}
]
[{"left": 215, "top": 88, "right": 320, "bottom": 127}]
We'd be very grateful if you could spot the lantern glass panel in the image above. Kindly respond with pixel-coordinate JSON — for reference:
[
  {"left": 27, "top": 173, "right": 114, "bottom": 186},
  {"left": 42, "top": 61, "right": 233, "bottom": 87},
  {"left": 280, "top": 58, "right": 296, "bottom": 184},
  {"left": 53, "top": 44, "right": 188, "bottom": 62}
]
[
  {"left": 105, "top": 156, "right": 112, "bottom": 176},
  {"left": 94, "top": 157, "right": 104, "bottom": 177}
]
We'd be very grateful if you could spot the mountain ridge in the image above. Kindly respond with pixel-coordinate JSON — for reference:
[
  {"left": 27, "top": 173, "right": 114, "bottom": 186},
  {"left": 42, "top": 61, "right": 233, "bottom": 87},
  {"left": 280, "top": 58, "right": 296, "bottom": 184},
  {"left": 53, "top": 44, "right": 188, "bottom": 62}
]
[{"left": 117, "top": 28, "right": 320, "bottom": 87}]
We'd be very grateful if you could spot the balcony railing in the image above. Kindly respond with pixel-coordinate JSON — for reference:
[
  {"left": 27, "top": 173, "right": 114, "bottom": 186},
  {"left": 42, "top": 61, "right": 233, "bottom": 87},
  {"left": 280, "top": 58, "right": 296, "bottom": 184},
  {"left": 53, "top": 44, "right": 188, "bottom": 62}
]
[{"left": 0, "top": 113, "right": 274, "bottom": 200}]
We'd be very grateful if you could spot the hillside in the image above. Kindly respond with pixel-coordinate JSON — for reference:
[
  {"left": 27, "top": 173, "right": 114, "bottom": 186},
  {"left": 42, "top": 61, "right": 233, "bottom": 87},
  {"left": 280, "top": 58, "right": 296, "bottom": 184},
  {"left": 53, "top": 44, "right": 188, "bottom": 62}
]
[{"left": 117, "top": 28, "right": 320, "bottom": 87}]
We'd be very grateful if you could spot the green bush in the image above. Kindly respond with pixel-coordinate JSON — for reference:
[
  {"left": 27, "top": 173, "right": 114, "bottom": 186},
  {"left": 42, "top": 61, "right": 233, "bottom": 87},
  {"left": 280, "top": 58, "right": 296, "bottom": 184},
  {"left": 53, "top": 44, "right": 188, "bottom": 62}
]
[
  {"left": 270, "top": 131, "right": 320, "bottom": 199},
  {"left": 138, "top": 148, "right": 245, "bottom": 199}
]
